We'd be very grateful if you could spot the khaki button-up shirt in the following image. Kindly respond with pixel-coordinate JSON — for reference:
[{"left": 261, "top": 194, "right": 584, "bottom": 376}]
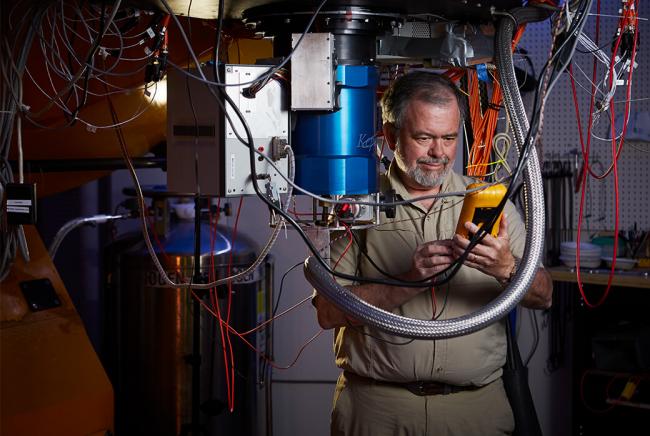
[{"left": 329, "top": 165, "right": 527, "bottom": 386}]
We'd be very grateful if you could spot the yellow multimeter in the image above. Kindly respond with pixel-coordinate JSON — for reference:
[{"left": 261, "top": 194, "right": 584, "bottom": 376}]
[{"left": 455, "top": 183, "right": 508, "bottom": 239}]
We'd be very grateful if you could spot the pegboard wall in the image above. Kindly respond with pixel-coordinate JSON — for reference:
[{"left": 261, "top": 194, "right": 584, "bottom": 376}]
[{"left": 518, "top": 0, "right": 649, "bottom": 234}]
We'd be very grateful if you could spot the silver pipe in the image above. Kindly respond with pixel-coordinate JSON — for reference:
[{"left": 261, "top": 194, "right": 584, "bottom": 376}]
[
  {"left": 49, "top": 214, "right": 130, "bottom": 259},
  {"left": 303, "top": 13, "right": 546, "bottom": 339}
]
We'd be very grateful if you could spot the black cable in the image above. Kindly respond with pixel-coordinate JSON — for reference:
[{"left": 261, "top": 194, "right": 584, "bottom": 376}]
[
  {"left": 213, "top": 0, "right": 225, "bottom": 84},
  {"left": 69, "top": 0, "right": 107, "bottom": 123},
  {"left": 346, "top": 323, "right": 415, "bottom": 346},
  {"left": 515, "top": 47, "right": 536, "bottom": 77},
  {"left": 346, "top": 197, "right": 465, "bottom": 283},
  {"left": 272, "top": 261, "right": 303, "bottom": 317},
  {"left": 524, "top": 309, "right": 540, "bottom": 367},
  {"left": 348, "top": 229, "right": 404, "bottom": 282},
  {"left": 344, "top": 284, "right": 450, "bottom": 347}
]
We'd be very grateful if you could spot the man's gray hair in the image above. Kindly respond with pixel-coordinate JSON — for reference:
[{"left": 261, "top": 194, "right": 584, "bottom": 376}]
[{"left": 380, "top": 71, "right": 468, "bottom": 129}]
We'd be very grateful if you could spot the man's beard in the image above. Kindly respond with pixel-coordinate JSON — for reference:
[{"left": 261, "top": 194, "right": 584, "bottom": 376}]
[{"left": 395, "top": 146, "right": 452, "bottom": 188}]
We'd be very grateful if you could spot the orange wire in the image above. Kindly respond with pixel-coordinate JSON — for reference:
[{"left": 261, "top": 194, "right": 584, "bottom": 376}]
[{"left": 466, "top": 25, "right": 525, "bottom": 179}]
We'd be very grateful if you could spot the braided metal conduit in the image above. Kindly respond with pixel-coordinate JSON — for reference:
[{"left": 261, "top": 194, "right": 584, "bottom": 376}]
[{"left": 303, "top": 9, "right": 547, "bottom": 339}]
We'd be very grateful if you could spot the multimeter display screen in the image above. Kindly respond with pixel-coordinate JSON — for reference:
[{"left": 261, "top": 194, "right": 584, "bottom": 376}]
[{"left": 470, "top": 207, "right": 499, "bottom": 235}]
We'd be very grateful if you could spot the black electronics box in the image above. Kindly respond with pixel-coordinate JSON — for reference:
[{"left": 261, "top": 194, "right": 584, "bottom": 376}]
[
  {"left": 5, "top": 183, "right": 37, "bottom": 225},
  {"left": 591, "top": 322, "right": 650, "bottom": 372}
]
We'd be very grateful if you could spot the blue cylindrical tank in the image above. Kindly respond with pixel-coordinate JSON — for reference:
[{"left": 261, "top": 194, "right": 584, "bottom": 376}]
[{"left": 293, "top": 65, "right": 379, "bottom": 195}]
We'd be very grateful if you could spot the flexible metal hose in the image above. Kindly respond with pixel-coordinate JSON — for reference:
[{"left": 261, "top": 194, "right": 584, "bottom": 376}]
[
  {"left": 49, "top": 214, "right": 131, "bottom": 259},
  {"left": 304, "top": 10, "right": 547, "bottom": 339}
]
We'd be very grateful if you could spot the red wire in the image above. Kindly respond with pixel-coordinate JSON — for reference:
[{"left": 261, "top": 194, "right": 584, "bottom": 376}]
[
  {"left": 192, "top": 294, "right": 324, "bottom": 370},
  {"left": 574, "top": 0, "right": 635, "bottom": 181},
  {"left": 224, "top": 197, "right": 244, "bottom": 411},
  {"left": 238, "top": 296, "right": 312, "bottom": 336},
  {"left": 161, "top": 15, "right": 171, "bottom": 48},
  {"left": 333, "top": 223, "right": 354, "bottom": 271},
  {"left": 145, "top": 201, "right": 239, "bottom": 410},
  {"left": 205, "top": 199, "right": 235, "bottom": 413},
  {"left": 573, "top": 0, "right": 639, "bottom": 308}
]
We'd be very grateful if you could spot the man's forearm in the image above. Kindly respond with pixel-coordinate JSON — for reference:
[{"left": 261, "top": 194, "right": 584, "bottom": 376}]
[
  {"left": 519, "top": 268, "right": 553, "bottom": 310},
  {"left": 315, "top": 276, "right": 425, "bottom": 329}
]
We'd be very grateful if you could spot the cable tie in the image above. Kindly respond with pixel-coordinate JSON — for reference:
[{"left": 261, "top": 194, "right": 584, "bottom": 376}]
[
  {"left": 98, "top": 46, "right": 109, "bottom": 60},
  {"left": 85, "top": 124, "right": 97, "bottom": 133}
]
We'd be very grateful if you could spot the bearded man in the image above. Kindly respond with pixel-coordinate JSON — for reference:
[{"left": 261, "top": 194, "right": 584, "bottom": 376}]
[{"left": 312, "top": 71, "right": 553, "bottom": 436}]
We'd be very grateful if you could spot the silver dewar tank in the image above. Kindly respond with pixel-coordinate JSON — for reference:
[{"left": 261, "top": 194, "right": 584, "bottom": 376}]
[{"left": 104, "top": 219, "right": 272, "bottom": 436}]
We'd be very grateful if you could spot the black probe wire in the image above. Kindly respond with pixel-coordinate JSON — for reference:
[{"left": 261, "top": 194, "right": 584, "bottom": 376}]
[{"left": 345, "top": 195, "right": 466, "bottom": 283}]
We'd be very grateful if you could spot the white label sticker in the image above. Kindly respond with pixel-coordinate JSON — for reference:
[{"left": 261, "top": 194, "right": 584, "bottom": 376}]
[
  {"left": 231, "top": 154, "right": 236, "bottom": 179},
  {"left": 7, "top": 206, "right": 29, "bottom": 214},
  {"left": 146, "top": 27, "right": 155, "bottom": 39},
  {"left": 7, "top": 199, "right": 31, "bottom": 206}
]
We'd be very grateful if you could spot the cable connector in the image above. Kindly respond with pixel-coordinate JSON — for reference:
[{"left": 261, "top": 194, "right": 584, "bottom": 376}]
[
  {"left": 380, "top": 189, "right": 397, "bottom": 219},
  {"left": 271, "top": 137, "right": 289, "bottom": 161},
  {"left": 145, "top": 53, "right": 167, "bottom": 83},
  {"left": 265, "top": 181, "right": 281, "bottom": 209},
  {"left": 98, "top": 46, "right": 109, "bottom": 60}
]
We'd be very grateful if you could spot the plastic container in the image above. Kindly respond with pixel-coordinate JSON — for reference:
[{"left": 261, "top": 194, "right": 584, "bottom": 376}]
[
  {"left": 591, "top": 236, "right": 627, "bottom": 258},
  {"left": 559, "top": 255, "right": 602, "bottom": 269},
  {"left": 601, "top": 257, "right": 637, "bottom": 270}
]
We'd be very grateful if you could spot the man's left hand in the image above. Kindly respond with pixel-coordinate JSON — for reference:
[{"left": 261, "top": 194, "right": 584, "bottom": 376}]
[{"left": 452, "top": 215, "right": 515, "bottom": 282}]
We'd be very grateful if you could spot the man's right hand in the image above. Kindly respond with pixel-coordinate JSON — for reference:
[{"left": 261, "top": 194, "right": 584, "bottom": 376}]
[{"left": 406, "top": 240, "right": 454, "bottom": 282}]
